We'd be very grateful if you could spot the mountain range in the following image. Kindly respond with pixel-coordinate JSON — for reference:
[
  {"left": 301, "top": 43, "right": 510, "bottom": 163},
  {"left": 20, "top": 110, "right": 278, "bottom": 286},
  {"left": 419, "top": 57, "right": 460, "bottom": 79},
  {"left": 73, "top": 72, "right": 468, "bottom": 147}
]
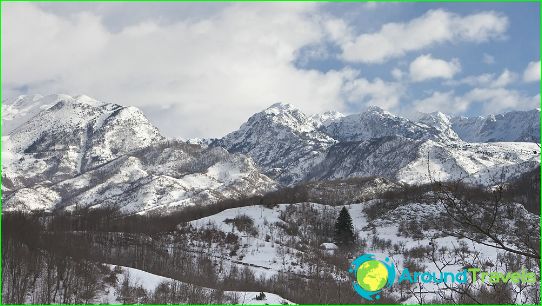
[{"left": 2, "top": 94, "right": 540, "bottom": 214}]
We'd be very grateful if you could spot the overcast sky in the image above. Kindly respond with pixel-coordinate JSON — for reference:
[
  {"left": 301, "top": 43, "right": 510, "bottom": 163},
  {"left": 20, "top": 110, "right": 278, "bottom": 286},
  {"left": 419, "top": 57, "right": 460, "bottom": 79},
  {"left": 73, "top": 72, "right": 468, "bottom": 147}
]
[{"left": 2, "top": 2, "right": 540, "bottom": 138}]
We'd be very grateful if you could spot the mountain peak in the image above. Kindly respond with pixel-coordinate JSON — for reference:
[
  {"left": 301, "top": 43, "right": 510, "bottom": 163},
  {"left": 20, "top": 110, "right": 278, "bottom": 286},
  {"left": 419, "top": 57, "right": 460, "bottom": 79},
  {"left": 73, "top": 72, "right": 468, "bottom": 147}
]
[
  {"left": 72, "top": 94, "right": 104, "bottom": 106},
  {"left": 365, "top": 105, "right": 389, "bottom": 114},
  {"left": 216, "top": 103, "right": 336, "bottom": 185},
  {"left": 419, "top": 111, "right": 451, "bottom": 124},
  {"left": 4, "top": 94, "right": 43, "bottom": 106},
  {"left": 265, "top": 102, "right": 299, "bottom": 113},
  {"left": 2, "top": 94, "right": 77, "bottom": 135},
  {"left": 310, "top": 111, "right": 345, "bottom": 128}
]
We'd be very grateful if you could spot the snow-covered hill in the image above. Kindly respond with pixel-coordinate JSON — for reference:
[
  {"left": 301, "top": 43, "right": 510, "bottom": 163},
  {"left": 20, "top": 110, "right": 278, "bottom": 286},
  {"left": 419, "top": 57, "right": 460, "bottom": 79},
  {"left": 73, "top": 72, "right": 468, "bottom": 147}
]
[
  {"left": 2, "top": 95, "right": 275, "bottom": 214},
  {"left": 4, "top": 142, "right": 276, "bottom": 214},
  {"left": 184, "top": 198, "right": 539, "bottom": 304},
  {"left": 398, "top": 140, "right": 539, "bottom": 184}
]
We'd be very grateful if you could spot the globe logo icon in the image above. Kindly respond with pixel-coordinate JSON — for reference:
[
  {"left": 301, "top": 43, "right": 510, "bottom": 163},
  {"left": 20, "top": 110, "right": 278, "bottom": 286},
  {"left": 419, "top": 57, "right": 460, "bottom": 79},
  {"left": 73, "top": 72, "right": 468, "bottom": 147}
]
[
  {"left": 357, "top": 260, "right": 388, "bottom": 291},
  {"left": 349, "top": 254, "right": 395, "bottom": 300}
]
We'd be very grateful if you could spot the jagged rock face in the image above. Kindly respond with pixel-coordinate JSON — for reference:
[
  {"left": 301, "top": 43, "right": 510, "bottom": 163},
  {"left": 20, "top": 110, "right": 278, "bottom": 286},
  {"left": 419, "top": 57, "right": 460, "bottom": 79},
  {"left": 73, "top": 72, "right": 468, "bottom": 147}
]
[
  {"left": 2, "top": 95, "right": 276, "bottom": 214},
  {"left": 214, "top": 103, "right": 336, "bottom": 185},
  {"left": 449, "top": 109, "right": 540, "bottom": 143},
  {"left": 306, "top": 136, "right": 423, "bottom": 181},
  {"left": 416, "top": 112, "right": 460, "bottom": 141}
]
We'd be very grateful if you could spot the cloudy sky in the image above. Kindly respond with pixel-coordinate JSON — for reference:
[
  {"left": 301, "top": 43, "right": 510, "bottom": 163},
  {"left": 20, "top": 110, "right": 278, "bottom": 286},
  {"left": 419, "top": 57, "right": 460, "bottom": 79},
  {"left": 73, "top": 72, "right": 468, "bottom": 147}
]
[{"left": 2, "top": 2, "right": 540, "bottom": 138}]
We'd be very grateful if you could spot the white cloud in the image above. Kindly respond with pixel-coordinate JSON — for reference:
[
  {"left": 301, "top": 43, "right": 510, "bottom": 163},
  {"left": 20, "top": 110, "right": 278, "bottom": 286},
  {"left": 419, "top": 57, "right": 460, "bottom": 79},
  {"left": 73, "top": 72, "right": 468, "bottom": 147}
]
[
  {"left": 446, "top": 69, "right": 516, "bottom": 88},
  {"left": 361, "top": 2, "right": 382, "bottom": 10},
  {"left": 342, "top": 72, "right": 404, "bottom": 110},
  {"left": 493, "top": 69, "right": 517, "bottom": 87},
  {"left": 409, "top": 54, "right": 461, "bottom": 82},
  {"left": 323, "top": 17, "right": 352, "bottom": 44},
  {"left": 340, "top": 9, "right": 508, "bottom": 63},
  {"left": 391, "top": 68, "right": 403, "bottom": 80},
  {"left": 413, "top": 90, "right": 469, "bottom": 114},
  {"left": 414, "top": 87, "right": 538, "bottom": 116},
  {"left": 433, "top": 67, "right": 536, "bottom": 115},
  {"left": 482, "top": 53, "right": 495, "bottom": 64},
  {"left": 523, "top": 60, "right": 541, "bottom": 82},
  {"left": 465, "top": 87, "right": 539, "bottom": 114},
  {"left": 4, "top": 2, "right": 393, "bottom": 138}
]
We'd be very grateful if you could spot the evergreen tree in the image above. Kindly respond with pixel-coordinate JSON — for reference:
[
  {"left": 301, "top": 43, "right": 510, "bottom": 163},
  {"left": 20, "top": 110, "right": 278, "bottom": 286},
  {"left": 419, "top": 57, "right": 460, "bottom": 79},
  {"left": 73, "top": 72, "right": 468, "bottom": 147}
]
[{"left": 334, "top": 206, "right": 355, "bottom": 247}]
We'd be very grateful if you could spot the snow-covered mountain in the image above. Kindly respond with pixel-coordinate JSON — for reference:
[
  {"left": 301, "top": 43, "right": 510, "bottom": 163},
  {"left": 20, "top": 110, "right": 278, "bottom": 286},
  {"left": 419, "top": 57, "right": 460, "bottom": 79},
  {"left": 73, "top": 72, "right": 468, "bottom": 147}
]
[
  {"left": 214, "top": 103, "right": 336, "bottom": 185},
  {"left": 419, "top": 109, "right": 540, "bottom": 143},
  {"left": 2, "top": 95, "right": 275, "bottom": 214},
  {"left": 322, "top": 106, "right": 457, "bottom": 142},
  {"left": 3, "top": 94, "right": 164, "bottom": 189},
  {"left": 215, "top": 104, "right": 539, "bottom": 186},
  {"left": 2, "top": 94, "right": 540, "bottom": 213}
]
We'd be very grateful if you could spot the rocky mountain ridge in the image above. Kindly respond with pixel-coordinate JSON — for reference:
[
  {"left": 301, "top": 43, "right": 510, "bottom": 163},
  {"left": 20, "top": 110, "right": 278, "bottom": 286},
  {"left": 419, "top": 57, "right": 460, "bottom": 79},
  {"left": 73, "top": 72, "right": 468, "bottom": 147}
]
[{"left": 2, "top": 94, "right": 539, "bottom": 214}]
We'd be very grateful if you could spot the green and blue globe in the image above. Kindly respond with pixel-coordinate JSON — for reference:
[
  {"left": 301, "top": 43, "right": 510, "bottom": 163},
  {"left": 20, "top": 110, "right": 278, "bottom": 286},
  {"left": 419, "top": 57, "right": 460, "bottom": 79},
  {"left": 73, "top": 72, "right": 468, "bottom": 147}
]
[{"left": 356, "top": 259, "right": 389, "bottom": 292}]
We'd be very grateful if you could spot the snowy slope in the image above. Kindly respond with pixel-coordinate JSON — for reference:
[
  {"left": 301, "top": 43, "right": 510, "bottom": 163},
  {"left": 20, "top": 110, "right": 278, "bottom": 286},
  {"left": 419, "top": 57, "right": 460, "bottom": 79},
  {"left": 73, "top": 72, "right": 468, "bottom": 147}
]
[
  {"left": 398, "top": 140, "right": 540, "bottom": 184},
  {"left": 305, "top": 136, "right": 538, "bottom": 185},
  {"left": 186, "top": 200, "right": 538, "bottom": 304},
  {"left": 4, "top": 141, "right": 276, "bottom": 214},
  {"left": 103, "top": 265, "right": 294, "bottom": 304},
  {"left": 416, "top": 111, "right": 460, "bottom": 141},
  {"left": 307, "top": 136, "right": 423, "bottom": 181},
  {"left": 310, "top": 110, "right": 345, "bottom": 128},
  {"left": 187, "top": 203, "right": 340, "bottom": 278}
]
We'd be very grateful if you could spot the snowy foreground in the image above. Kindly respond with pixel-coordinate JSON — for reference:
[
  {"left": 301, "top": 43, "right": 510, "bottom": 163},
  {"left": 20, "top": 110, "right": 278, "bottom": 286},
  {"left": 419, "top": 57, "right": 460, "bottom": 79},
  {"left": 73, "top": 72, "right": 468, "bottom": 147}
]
[
  {"left": 184, "top": 201, "right": 538, "bottom": 304},
  {"left": 3, "top": 198, "right": 538, "bottom": 304}
]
